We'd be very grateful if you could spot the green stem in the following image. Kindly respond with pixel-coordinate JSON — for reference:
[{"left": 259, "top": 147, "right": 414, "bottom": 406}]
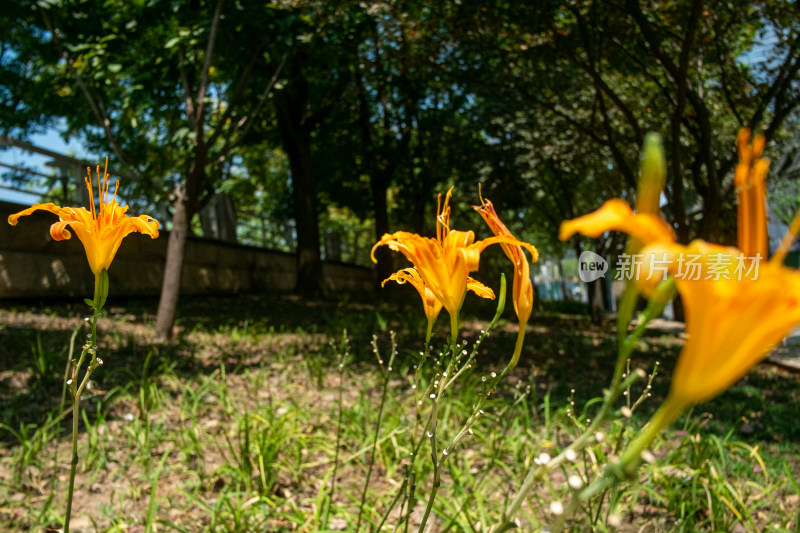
[
  {"left": 417, "top": 367, "right": 445, "bottom": 533},
  {"left": 355, "top": 335, "right": 396, "bottom": 533},
  {"left": 549, "top": 396, "right": 687, "bottom": 533},
  {"left": 64, "top": 387, "right": 80, "bottom": 533},
  {"left": 449, "top": 312, "right": 459, "bottom": 346},
  {"left": 417, "top": 449, "right": 442, "bottom": 528},
  {"left": 616, "top": 283, "right": 638, "bottom": 347},
  {"left": 495, "top": 312, "right": 659, "bottom": 532},
  {"left": 503, "top": 326, "right": 526, "bottom": 375},
  {"left": 400, "top": 341, "right": 436, "bottom": 533},
  {"left": 63, "top": 296, "right": 101, "bottom": 533},
  {"left": 615, "top": 395, "right": 686, "bottom": 478},
  {"left": 322, "top": 342, "right": 348, "bottom": 529},
  {"left": 417, "top": 315, "right": 459, "bottom": 533},
  {"left": 93, "top": 274, "right": 102, "bottom": 308},
  {"left": 425, "top": 317, "right": 435, "bottom": 347}
]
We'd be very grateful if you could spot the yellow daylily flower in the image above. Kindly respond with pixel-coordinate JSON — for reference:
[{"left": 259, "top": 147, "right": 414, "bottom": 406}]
[
  {"left": 372, "top": 187, "right": 537, "bottom": 334},
  {"left": 8, "top": 160, "right": 160, "bottom": 278},
  {"left": 473, "top": 194, "right": 539, "bottom": 327},
  {"left": 559, "top": 128, "right": 800, "bottom": 413}
]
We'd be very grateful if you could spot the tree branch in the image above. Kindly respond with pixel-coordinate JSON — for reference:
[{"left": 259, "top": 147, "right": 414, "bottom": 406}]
[
  {"left": 212, "top": 56, "right": 286, "bottom": 162},
  {"left": 194, "top": 0, "right": 225, "bottom": 127},
  {"left": 178, "top": 43, "right": 197, "bottom": 132},
  {"left": 38, "top": 6, "right": 142, "bottom": 177},
  {"left": 205, "top": 49, "right": 260, "bottom": 149}
]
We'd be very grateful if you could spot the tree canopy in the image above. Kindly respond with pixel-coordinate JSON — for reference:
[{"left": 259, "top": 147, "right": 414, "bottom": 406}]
[{"left": 3, "top": 0, "right": 799, "bottom": 330}]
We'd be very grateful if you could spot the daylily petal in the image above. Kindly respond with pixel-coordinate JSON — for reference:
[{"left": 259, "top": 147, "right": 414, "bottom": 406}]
[
  {"left": 466, "top": 277, "right": 495, "bottom": 299},
  {"left": 9, "top": 202, "right": 75, "bottom": 228},
  {"left": 50, "top": 220, "right": 73, "bottom": 241},
  {"left": 559, "top": 199, "right": 674, "bottom": 246},
  {"left": 470, "top": 234, "right": 539, "bottom": 263}
]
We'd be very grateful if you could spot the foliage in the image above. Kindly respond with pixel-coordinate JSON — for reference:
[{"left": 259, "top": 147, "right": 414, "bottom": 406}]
[{"left": 4, "top": 0, "right": 799, "bottom": 303}]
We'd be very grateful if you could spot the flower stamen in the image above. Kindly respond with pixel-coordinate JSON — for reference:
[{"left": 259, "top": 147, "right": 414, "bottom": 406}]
[{"left": 735, "top": 128, "right": 769, "bottom": 259}]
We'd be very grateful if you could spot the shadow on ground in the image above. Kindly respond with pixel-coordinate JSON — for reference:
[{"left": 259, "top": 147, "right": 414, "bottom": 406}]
[{"left": 1, "top": 293, "right": 798, "bottom": 446}]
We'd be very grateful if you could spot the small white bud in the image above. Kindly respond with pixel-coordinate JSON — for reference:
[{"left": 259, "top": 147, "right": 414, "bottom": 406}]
[
  {"left": 549, "top": 501, "right": 564, "bottom": 515},
  {"left": 537, "top": 452, "right": 551, "bottom": 464}
]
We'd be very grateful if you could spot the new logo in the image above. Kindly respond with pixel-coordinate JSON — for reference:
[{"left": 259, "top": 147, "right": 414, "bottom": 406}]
[{"left": 578, "top": 251, "right": 608, "bottom": 283}]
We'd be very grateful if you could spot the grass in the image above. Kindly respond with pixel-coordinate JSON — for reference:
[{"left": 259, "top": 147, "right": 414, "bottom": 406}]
[{"left": 0, "top": 293, "right": 799, "bottom": 532}]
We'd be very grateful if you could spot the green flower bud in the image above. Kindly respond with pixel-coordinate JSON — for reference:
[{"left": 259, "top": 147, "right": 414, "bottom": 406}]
[{"left": 636, "top": 133, "right": 666, "bottom": 215}]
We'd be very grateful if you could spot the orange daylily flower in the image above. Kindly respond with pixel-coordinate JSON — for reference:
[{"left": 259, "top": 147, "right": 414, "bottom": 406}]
[
  {"left": 559, "top": 129, "right": 800, "bottom": 413},
  {"left": 8, "top": 160, "right": 160, "bottom": 278},
  {"left": 372, "top": 188, "right": 537, "bottom": 332},
  {"left": 383, "top": 267, "right": 443, "bottom": 328},
  {"left": 660, "top": 242, "right": 800, "bottom": 406},
  {"left": 473, "top": 195, "right": 539, "bottom": 327}
]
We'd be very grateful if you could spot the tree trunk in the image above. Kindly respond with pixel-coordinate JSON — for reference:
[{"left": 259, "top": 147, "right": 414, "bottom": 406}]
[
  {"left": 558, "top": 260, "right": 571, "bottom": 301},
  {"left": 276, "top": 93, "right": 324, "bottom": 298},
  {"left": 672, "top": 292, "right": 685, "bottom": 323},
  {"left": 573, "top": 240, "right": 601, "bottom": 323},
  {"left": 290, "top": 147, "right": 323, "bottom": 298},
  {"left": 532, "top": 281, "right": 543, "bottom": 312},
  {"left": 355, "top": 70, "right": 394, "bottom": 284},
  {"left": 599, "top": 274, "right": 612, "bottom": 311},
  {"left": 155, "top": 189, "right": 191, "bottom": 340},
  {"left": 587, "top": 278, "right": 605, "bottom": 323}
]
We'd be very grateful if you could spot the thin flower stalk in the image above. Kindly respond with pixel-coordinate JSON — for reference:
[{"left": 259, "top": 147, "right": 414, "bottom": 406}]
[
  {"left": 493, "top": 285, "right": 667, "bottom": 532},
  {"left": 355, "top": 333, "right": 397, "bottom": 533}
]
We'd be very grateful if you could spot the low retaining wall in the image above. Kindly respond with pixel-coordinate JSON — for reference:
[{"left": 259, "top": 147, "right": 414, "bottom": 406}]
[{"left": 0, "top": 201, "right": 375, "bottom": 298}]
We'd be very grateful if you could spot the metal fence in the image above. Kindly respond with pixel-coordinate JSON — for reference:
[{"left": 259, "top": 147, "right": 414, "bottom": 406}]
[{"left": 1, "top": 137, "right": 374, "bottom": 266}]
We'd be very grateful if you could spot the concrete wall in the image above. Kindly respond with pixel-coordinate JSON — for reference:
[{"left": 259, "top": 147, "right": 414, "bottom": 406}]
[{"left": 0, "top": 201, "right": 375, "bottom": 299}]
